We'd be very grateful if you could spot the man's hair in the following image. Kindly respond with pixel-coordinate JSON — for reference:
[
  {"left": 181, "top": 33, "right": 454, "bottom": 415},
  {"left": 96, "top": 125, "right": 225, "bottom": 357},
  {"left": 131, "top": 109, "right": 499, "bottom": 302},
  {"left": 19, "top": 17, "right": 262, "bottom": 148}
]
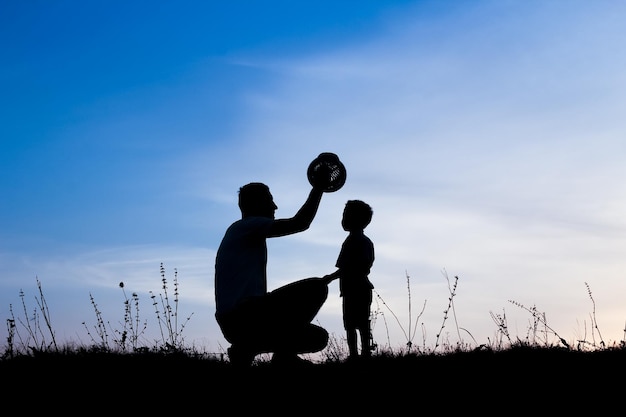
[
  {"left": 345, "top": 199, "right": 373, "bottom": 229},
  {"left": 238, "top": 182, "right": 270, "bottom": 216}
]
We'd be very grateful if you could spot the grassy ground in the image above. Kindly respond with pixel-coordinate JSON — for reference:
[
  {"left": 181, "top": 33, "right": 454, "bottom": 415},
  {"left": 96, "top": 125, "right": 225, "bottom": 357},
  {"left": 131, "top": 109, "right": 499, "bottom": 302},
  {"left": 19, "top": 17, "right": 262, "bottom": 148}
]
[
  {"left": 1, "top": 344, "right": 623, "bottom": 413},
  {"left": 2, "top": 269, "right": 623, "bottom": 412}
]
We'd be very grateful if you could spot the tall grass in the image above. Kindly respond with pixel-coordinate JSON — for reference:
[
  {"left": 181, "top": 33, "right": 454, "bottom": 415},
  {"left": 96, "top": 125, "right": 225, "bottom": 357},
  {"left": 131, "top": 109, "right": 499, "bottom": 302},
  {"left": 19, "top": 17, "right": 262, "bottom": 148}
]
[
  {"left": 371, "top": 270, "right": 625, "bottom": 357},
  {"left": 4, "top": 277, "right": 58, "bottom": 357},
  {"left": 2, "top": 264, "right": 625, "bottom": 363},
  {"left": 371, "top": 270, "right": 478, "bottom": 355},
  {"left": 3, "top": 263, "right": 194, "bottom": 359},
  {"left": 149, "top": 263, "right": 193, "bottom": 351},
  {"left": 372, "top": 270, "right": 426, "bottom": 354}
]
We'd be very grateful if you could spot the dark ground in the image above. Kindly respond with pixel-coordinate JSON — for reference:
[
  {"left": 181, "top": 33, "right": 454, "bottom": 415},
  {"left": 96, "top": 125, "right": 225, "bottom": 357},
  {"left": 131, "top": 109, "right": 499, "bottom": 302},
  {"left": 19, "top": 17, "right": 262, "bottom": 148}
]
[{"left": 1, "top": 346, "right": 623, "bottom": 412}]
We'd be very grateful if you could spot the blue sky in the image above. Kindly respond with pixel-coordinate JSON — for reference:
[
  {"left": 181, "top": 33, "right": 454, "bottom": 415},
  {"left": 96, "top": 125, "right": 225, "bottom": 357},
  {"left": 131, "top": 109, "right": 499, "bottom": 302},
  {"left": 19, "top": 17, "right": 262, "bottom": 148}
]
[{"left": 3, "top": 0, "right": 626, "bottom": 355}]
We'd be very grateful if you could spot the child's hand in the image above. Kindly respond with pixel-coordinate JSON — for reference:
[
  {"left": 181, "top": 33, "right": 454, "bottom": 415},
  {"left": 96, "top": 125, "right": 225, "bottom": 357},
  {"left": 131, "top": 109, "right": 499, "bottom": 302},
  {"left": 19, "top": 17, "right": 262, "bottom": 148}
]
[{"left": 322, "top": 274, "right": 338, "bottom": 284}]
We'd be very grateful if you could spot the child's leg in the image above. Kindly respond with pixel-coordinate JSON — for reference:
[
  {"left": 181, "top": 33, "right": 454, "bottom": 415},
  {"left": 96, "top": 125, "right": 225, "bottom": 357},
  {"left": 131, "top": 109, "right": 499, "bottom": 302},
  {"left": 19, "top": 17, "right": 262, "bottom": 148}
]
[
  {"left": 361, "top": 291, "right": 373, "bottom": 357},
  {"left": 346, "top": 328, "right": 358, "bottom": 358},
  {"left": 361, "top": 323, "right": 371, "bottom": 358}
]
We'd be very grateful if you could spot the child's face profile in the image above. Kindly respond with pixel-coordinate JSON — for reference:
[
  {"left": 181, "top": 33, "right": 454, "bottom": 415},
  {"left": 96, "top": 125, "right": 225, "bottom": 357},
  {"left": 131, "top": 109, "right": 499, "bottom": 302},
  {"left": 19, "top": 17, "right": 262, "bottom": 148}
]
[{"left": 341, "top": 205, "right": 355, "bottom": 231}]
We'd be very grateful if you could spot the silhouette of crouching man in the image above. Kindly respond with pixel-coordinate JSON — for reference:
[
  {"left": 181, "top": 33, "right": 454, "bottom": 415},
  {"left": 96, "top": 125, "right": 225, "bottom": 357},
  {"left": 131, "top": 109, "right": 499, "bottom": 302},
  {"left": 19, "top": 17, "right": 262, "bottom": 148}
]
[
  {"left": 214, "top": 182, "right": 331, "bottom": 367},
  {"left": 216, "top": 277, "right": 329, "bottom": 366}
]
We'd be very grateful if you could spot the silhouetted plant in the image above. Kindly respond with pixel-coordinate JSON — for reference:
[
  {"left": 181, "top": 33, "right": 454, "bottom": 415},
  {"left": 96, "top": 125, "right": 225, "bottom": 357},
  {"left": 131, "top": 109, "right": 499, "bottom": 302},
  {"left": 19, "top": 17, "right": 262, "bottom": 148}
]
[
  {"left": 83, "top": 283, "right": 147, "bottom": 352},
  {"left": 319, "top": 331, "right": 348, "bottom": 363},
  {"left": 373, "top": 270, "right": 428, "bottom": 354},
  {"left": 584, "top": 281, "right": 605, "bottom": 349},
  {"left": 5, "top": 277, "right": 58, "bottom": 356},
  {"left": 149, "top": 263, "right": 193, "bottom": 352},
  {"left": 82, "top": 292, "right": 110, "bottom": 349},
  {"left": 4, "top": 315, "right": 15, "bottom": 359},
  {"left": 370, "top": 292, "right": 393, "bottom": 352},
  {"left": 118, "top": 281, "right": 148, "bottom": 351},
  {"left": 489, "top": 308, "right": 513, "bottom": 349},
  {"left": 81, "top": 263, "right": 192, "bottom": 353},
  {"left": 434, "top": 272, "right": 459, "bottom": 352},
  {"left": 508, "top": 299, "right": 570, "bottom": 349}
]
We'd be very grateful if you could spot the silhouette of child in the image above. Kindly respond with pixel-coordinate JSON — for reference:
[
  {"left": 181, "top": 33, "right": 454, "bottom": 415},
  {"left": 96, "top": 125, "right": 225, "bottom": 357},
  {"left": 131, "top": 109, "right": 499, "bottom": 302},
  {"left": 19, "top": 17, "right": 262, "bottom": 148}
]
[{"left": 324, "top": 200, "right": 375, "bottom": 360}]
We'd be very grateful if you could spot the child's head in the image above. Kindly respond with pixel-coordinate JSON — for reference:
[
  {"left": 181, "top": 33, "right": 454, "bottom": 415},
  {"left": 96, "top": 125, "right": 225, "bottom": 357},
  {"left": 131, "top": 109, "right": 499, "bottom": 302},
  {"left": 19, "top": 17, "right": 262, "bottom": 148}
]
[{"left": 341, "top": 200, "right": 373, "bottom": 231}]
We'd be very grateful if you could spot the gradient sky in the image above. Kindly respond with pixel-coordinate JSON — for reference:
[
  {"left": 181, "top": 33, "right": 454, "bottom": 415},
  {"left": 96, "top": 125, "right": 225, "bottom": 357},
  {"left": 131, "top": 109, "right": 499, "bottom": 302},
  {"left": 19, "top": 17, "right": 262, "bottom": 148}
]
[{"left": 3, "top": 0, "right": 626, "bottom": 356}]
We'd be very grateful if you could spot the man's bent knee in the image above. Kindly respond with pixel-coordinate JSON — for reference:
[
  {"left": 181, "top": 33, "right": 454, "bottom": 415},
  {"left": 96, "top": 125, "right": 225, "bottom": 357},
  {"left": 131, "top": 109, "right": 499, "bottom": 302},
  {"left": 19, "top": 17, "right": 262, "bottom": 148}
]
[{"left": 307, "top": 324, "right": 329, "bottom": 352}]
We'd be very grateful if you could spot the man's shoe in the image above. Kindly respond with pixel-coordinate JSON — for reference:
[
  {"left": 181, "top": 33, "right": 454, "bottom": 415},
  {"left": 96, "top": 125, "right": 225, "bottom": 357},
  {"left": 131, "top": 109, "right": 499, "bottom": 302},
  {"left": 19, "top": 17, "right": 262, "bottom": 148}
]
[
  {"left": 271, "top": 353, "right": 314, "bottom": 368},
  {"left": 227, "top": 346, "right": 255, "bottom": 368}
]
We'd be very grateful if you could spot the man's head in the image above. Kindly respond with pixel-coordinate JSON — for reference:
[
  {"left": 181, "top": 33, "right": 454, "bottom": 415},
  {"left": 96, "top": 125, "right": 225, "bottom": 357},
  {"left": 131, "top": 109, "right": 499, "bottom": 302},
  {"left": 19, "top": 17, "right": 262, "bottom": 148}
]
[
  {"left": 238, "top": 182, "right": 278, "bottom": 218},
  {"left": 341, "top": 199, "right": 373, "bottom": 231}
]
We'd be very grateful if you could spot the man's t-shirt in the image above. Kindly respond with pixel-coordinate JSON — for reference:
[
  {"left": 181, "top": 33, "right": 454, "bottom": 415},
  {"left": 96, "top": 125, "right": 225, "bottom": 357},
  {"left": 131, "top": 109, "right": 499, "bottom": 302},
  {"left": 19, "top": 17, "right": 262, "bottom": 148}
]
[{"left": 214, "top": 216, "right": 273, "bottom": 315}]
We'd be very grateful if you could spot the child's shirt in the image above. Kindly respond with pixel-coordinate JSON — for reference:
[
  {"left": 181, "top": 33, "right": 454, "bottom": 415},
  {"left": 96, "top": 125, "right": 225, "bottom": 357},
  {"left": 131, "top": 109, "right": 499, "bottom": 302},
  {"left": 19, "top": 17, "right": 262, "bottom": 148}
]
[{"left": 335, "top": 231, "right": 375, "bottom": 297}]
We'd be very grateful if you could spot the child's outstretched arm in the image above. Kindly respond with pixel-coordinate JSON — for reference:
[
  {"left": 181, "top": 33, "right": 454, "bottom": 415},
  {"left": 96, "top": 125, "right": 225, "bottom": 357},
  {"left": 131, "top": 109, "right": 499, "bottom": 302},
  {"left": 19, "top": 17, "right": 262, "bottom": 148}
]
[{"left": 322, "top": 270, "right": 340, "bottom": 284}]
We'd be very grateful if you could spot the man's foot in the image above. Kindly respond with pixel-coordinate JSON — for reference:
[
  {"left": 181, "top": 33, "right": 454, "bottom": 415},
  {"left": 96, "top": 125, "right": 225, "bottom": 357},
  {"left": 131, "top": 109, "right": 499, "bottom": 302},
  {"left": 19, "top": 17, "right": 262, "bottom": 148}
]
[
  {"left": 227, "top": 346, "right": 255, "bottom": 368},
  {"left": 271, "top": 353, "right": 314, "bottom": 368}
]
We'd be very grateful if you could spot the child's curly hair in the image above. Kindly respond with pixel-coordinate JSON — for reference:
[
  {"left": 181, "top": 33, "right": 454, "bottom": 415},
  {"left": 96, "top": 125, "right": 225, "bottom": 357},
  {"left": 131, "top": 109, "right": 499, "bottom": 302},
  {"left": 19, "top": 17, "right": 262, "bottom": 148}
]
[{"left": 343, "top": 200, "right": 373, "bottom": 230}]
